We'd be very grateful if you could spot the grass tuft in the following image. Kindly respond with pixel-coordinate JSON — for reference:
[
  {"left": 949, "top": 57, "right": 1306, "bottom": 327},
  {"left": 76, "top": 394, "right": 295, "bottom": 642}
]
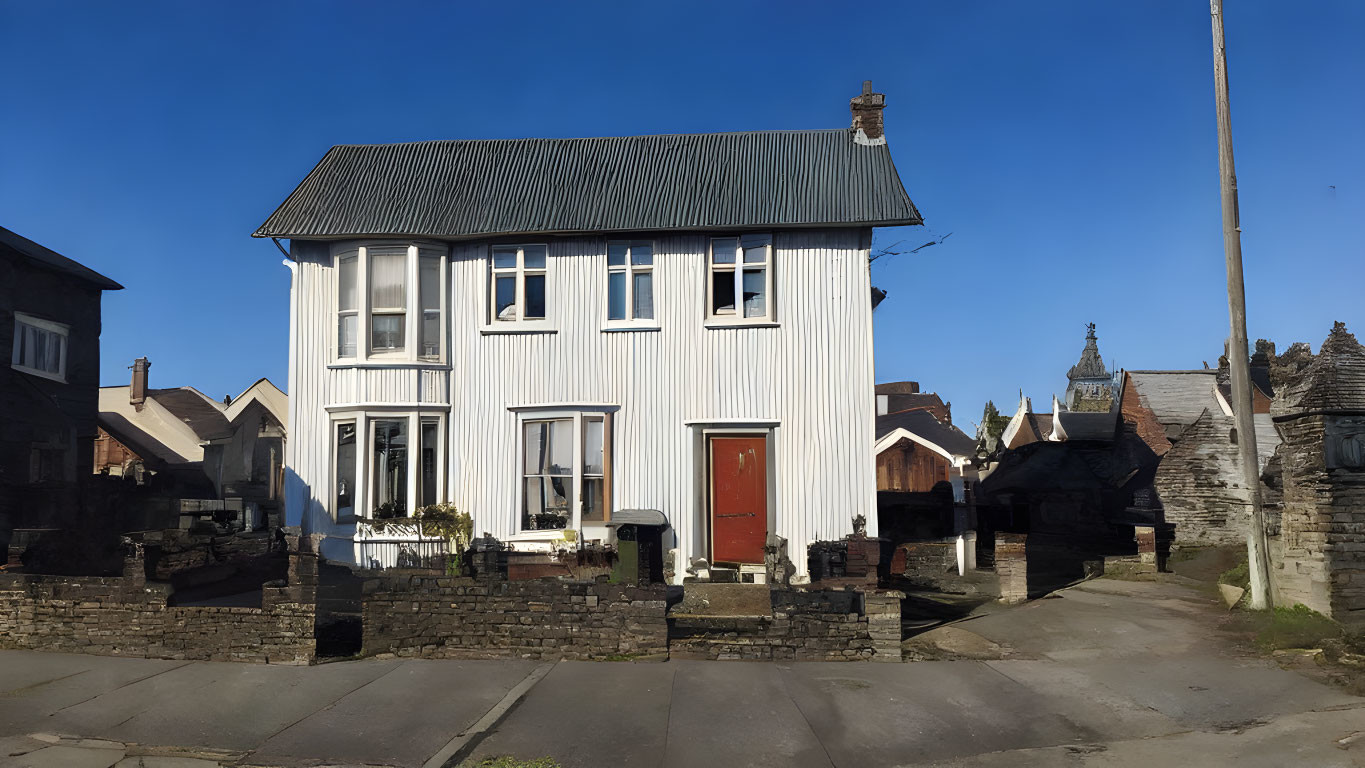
[
  {"left": 1250, "top": 604, "right": 1342, "bottom": 651},
  {"left": 458, "top": 758, "right": 561, "bottom": 768}
]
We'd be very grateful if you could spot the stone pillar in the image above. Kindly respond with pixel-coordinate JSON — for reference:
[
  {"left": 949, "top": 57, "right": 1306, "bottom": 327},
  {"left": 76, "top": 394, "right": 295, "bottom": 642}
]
[
  {"left": 864, "top": 591, "right": 903, "bottom": 662},
  {"left": 964, "top": 531, "right": 978, "bottom": 571},
  {"left": 121, "top": 539, "right": 146, "bottom": 587},
  {"left": 995, "top": 533, "right": 1028, "bottom": 604},
  {"left": 1135, "top": 525, "right": 1157, "bottom": 572},
  {"left": 285, "top": 532, "right": 321, "bottom": 603}
]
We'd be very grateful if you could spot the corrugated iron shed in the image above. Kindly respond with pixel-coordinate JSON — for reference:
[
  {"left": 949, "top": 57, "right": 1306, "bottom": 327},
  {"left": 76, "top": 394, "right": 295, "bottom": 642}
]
[{"left": 254, "top": 129, "right": 922, "bottom": 239}]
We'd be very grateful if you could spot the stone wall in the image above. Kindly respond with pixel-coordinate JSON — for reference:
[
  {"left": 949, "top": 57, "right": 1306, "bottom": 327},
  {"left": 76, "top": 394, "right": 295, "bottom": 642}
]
[
  {"left": 890, "top": 540, "right": 958, "bottom": 584},
  {"left": 0, "top": 574, "right": 314, "bottom": 664},
  {"left": 1271, "top": 413, "right": 1365, "bottom": 627},
  {"left": 142, "top": 529, "right": 277, "bottom": 580},
  {"left": 1155, "top": 410, "right": 1250, "bottom": 546},
  {"left": 668, "top": 589, "right": 902, "bottom": 662},
  {"left": 996, "top": 533, "right": 1028, "bottom": 603},
  {"left": 360, "top": 576, "right": 668, "bottom": 660}
]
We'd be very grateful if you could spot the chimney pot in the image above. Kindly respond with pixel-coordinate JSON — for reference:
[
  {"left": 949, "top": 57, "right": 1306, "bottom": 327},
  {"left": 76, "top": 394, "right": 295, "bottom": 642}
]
[
  {"left": 130, "top": 357, "right": 150, "bottom": 408},
  {"left": 850, "top": 80, "right": 887, "bottom": 141}
]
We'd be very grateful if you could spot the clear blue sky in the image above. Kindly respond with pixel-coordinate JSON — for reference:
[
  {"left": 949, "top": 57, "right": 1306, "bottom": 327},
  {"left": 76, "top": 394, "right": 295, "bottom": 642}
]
[{"left": 2, "top": 2, "right": 1361, "bottom": 430}]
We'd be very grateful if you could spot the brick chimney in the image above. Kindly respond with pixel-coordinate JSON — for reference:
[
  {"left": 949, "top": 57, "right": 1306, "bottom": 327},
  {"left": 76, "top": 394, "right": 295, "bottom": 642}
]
[
  {"left": 130, "top": 357, "right": 150, "bottom": 409},
  {"left": 850, "top": 80, "right": 886, "bottom": 142}
]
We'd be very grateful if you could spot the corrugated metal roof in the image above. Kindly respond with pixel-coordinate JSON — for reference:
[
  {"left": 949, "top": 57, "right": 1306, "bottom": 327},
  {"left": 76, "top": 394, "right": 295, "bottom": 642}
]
[
  {"left": 0, "top": 225, "right": 123, "bottom": 290},
  {"left": 254, "top": 129, "right": 922, "bottom": 239}
]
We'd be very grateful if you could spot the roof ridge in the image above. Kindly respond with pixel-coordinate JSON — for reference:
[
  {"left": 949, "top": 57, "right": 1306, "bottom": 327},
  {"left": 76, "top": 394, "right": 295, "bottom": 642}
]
[{"left": 326, "top": 128, "right": 855, "bottom": 149}]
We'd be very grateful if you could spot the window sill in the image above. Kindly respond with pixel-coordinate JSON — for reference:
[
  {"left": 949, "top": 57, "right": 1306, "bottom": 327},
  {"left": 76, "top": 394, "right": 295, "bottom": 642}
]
[
  {"left": 328, "top": 361, "right": 450, "bottom": 370},
  {"left": 703, "top": 320, "right": 780, "bottom": 330},
  {"left": 10, "top": 364, "right": 66, "bottom": 384},
  {"left": 507, "top": 530, "right": 576, "bottom": 543},
  {"left": 480, "top": 323, "right": 557, "bottom": 336},
  {"left": 601, "top": 323, "right": 661, "bottom": 333}
]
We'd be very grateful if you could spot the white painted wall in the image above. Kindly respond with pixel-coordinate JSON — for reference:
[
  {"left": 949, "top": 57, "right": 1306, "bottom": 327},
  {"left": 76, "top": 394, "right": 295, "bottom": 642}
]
[{"left": 286, "top": 228, "right": 878, "bottom": 577}]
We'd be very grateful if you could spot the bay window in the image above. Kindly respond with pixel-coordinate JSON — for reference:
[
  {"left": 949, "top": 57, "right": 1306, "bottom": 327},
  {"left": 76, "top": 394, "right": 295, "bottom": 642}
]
[
  {"left": 329, "top": 411, "right": 444, "bottom": 522},
  {"left": 516, "top": 409, "right": 613, "bottom": 532},
  {"left": 606, "top": 241, "right": 654, "bottom": 324},
  {"left": 707, "top": 234, "right": 774, "bottom": 323},
  {"left": 490, "top": 244, "right": 548, "bottom": 324},
  {"left": 12, "top": 313, "right": 69, "bottom": 382},
  {"left": 333, "top": 243, "right": 447, "bottom": 362}
]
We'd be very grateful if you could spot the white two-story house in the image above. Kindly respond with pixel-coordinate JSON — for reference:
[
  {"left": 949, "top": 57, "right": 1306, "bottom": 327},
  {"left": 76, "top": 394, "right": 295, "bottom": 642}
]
[{"left": 255, "top": 83, "right": 921, "bottom": 581}]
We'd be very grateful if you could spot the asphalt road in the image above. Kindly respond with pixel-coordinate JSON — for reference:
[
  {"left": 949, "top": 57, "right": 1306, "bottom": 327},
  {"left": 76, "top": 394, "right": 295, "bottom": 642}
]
[{"left": 0, "top": 579, "right": 1361, "bottom": 768}]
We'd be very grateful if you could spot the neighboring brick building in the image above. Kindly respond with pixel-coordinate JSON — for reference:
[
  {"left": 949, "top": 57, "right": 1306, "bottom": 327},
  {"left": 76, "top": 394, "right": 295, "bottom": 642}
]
[
  {"left": 1267, "top": 323, "right": 1365, "bottom": 629},
  {"left": 875, "top": 381, "right": 952, "bottom": 424},
  {"left": 0, "top": 226, "right": 122, "bottom": 544}
]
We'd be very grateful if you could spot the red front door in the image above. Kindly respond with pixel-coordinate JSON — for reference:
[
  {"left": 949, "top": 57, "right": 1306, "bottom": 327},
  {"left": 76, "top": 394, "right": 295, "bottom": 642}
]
[{"left": 710, "top": 436, "right": 768, "bottom": 565}]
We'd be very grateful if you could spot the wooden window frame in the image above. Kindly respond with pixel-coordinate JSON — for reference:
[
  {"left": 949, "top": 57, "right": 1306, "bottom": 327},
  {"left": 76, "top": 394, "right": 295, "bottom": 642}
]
[
  {"left": 511, "top": 407, "right": 615, "bottom": 536},
  {"left": 11, "top": 312, "right": 69, "bottom": 383},
  {"left": 705, "top": 234, "right": 776, "bottom": 327},
  {"left": 487, "top": 244, "right": 551, "bottom": 331},
  {"left": 329, "top": 409, "right": 446, "bottom": 523},
  {"left": 604, "top": 240, "right": 657, "bottom": 329},
  {"left": 330, "top": 243, "right": 448, "bottom": 365}
]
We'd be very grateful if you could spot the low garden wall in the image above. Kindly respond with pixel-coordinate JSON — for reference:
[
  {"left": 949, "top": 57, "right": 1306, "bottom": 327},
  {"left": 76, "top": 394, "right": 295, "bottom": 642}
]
[
  {"left": 669, "top": 589, "right": 902, "bottom": 662},
  {"left": 0, "top": 572, "right": 314, "bottom": 664},
  {"left": 360, "top": 575, "right": 668, "bottom": 660}
]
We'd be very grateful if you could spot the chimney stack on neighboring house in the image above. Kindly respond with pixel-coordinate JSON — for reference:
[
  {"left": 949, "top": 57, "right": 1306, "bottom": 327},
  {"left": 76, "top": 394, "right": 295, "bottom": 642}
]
[
  {"left": 130, "top": 357, "right": 150, "bottom": 409},
  {"left": 850, "top": 80, "right": 886, "bottom": 142}
]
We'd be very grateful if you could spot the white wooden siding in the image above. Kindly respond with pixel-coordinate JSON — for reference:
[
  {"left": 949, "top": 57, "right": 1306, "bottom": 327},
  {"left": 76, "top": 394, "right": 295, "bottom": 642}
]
[{"left": 285, "top": 229, "right": 877, "bottom": 576}]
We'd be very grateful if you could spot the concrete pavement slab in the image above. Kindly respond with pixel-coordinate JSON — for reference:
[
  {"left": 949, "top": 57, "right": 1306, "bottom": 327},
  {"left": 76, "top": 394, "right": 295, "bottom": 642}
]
[
  {"left": 779, "top": 660, "right": 1162, "bottom": 767},
  {"left": 46, "top": 659, "right": 401, "bottom": 751},
  {"left": 467, "top": 661, "right": 673, "bottom": 768},
  {"left": 0, "top": 744, "right": 125, "bottom": 768},
  {"left": 996, "top": 654, "right": 1364, "bottom": 731},
  {"left": 960, "top": 583, "right": 1222, "bottom": 661},
  {"left": 250, "top": 658, "right": 538, "bottom": 768},
  {"left": 0, "top": 652, "right": 190, "bottom": 734},
  {"left": 662, "top": 661, "right": 831, "bottom": 768},
  {"left": 915, "top": 707, "right": 1365, "bottom": 768}
]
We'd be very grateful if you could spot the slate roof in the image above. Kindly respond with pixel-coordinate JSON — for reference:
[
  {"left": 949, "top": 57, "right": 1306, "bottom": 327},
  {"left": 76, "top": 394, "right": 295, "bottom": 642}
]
[
  {"left": 1125, "top": 371, "right": 1221, "bottom": 434},
  {"left": 147, "top": 388, "right": 233, "bottom": 442},
  {"left": 876, "top": 409, "right": 976, "bottom": 458},
  {"left": 1055, "top": 410, "right": 1118, "bottom": 442},
  {"left": 1027, "top": 413, "right": 1055, "bottom": 441},
  {"left": 0, "top": 225, "right": 122, "bottom": 290},
  {"left": 255, "top": 129, "right": 922, "bottom": 239}
]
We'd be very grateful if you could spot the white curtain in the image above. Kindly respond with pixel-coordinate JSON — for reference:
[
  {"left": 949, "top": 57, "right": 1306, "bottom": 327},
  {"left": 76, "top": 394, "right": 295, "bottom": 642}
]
[{"left": 369, "top": 248, "right": 407, "bottom": 309}]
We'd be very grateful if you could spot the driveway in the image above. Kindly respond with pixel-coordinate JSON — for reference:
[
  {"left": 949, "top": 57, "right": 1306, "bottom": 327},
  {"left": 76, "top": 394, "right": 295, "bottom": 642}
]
[{"left": 0, "top": 578, "right": 1361, "bottom": 767}]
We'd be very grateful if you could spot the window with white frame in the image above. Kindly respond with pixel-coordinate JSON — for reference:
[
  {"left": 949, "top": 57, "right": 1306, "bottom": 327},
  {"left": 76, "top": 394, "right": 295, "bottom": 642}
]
[
  {"left": 333, "top": 244, "right": 446, "bottom": 362},
  {"left": 606, "top": 241, "right": 654, "bottom": 323},
  {"left": 707, "top": 234, "right": 773, "bottom": 322},
  {"left": 490, "top": 244, "right": 547, "bottom": 324},
  {"left": 330, "top": 411, "right": 444, "bottom": 522},
  {"left": 518, "top": 410, "right": 611, "bottom": 531},
  {"left": 11, "top": 313, "right": 68, "bottom": 382}
]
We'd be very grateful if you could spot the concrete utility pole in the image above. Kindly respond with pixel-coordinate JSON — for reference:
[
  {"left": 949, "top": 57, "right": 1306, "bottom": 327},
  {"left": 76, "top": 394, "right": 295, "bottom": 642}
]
[{"left": 1210, "top": 0, "right": 1272, "bottom": 609}]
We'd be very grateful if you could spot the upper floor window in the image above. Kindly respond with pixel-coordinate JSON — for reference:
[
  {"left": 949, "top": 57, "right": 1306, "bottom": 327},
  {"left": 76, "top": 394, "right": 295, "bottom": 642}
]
[
  {"left": 12, "top": 313, "right": 68, "bottom": 382},
  {"left": 606, "top": 241, "right": 654, "bottom": 324},
  {"left": 490, "top": 244, "right": 548, "bottom": 324},
  {"left": 334, "top": 244, "right": 446, "bottom": 363},
  {"left": 707, "top": 234, "right": 773, "bottom": 323}
]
